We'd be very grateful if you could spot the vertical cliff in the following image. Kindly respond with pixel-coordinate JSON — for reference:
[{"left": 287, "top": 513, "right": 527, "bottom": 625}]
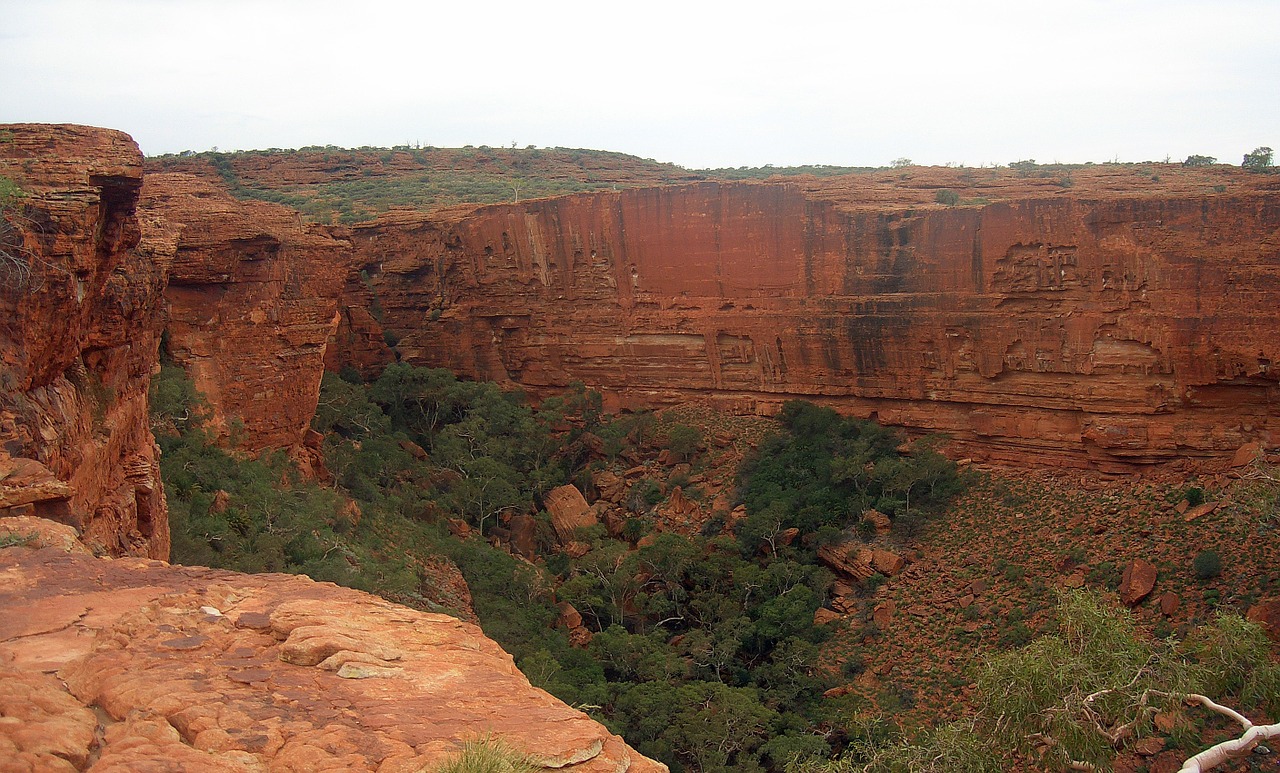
[
  {"left": 340, "top": 173, "right": 1280, "bottom": 470},
  {"left": 141, "top": 173, "right": 355, "bottom": 463},
  {"left": 0, "top": 124, "right": 170, "bottom": 558}
]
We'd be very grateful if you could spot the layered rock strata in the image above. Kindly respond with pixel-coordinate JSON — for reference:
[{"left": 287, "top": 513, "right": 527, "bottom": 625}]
[
  {"left": 0, "top": 531, "right": 666, "bottom": 772},
  {"left": 141, "top": 173, "right": 355, "bottom": 457},
  {"left": 0, "top": 124, "right": 169, "bottom": 558},
  {"left": 343, "top": 172, "right": 1280, "bottom": 469}
]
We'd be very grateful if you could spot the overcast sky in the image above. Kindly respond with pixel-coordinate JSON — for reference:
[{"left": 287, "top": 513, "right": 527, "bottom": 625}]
[{"left": 2, "top": 0, "right": 1276, "bottom": 169}]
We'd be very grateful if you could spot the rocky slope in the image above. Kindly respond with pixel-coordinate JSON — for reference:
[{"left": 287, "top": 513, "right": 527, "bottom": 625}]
[
  {"left": 337, "top": 166, "right": 1280, "bottom": 470},
  {"left": 0, "top": 124, "right": 169, "bottom": 558},
  {"left": 0, "top": 520, "right": 666, "bottom": 772},
  {"left": 141, "top": 172, "right": 355, "bottom": 464}
]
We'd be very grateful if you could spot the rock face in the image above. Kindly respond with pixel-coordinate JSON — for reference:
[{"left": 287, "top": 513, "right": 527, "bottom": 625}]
[
  {"left": 0, "top": 124, "right": 170, "bottom": 558},
  {"left": 339, "top": 169, "right": 1280, "bottom": 470},
  {"left": 0, "top": 535, "right": 667, "bottom": 772},
  {"left": 141, "top": 173, "right": 355, "bottom": 455}
]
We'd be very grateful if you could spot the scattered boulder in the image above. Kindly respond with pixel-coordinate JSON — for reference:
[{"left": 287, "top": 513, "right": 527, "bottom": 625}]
[
  {"left": 1182, "top": 501, "right": 1218, "bottom": 522},
  {"left": 545, "top": 484, "right": 597, "bottom": 542},
  {"left": 593, "top": 470, "right": 626, "bottom": 503},
  {"left": 398, "top": 439, "right": 429, "bottom": 461},
  {"left": 861, "top": 509, "right": 891, "bottom": 536},
  {"left": 661, "top": 486, "right": 699, "bottom": 519},
  {"left": 814, "top": 608, "right": 842, "bottom": 626},
  {"left": 1231, "top": 440, "right": 1263, "bottom": 468},
  {"left": 817, "top": 542, "right": 876, "bottom": 581},
  {"left": 1158, "top": 591, "right": 1180, "bottom": 617},
  {"left": 209, "top": 490, "right": 231, "bottom": 514},
  {"left": 506, "top": 514, "right": 538, "bottom": 558},
  {"left": 1119, "top": 559, "right": 1157, "bottom": 606},
  {"left": 872, "top": 600, "right": 895, "bottom": 629},
  {"left": 556, "top": 602, "right": 584, "bottom": 630},
  {"left": 1246, "top": 598, "right": 1280, "bottom": 642},
  {"left": 872, "top": 549, "right": 905, "bottom": 577}
]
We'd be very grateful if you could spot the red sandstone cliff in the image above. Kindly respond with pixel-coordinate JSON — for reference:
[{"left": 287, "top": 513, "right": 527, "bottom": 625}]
[
  {"left": 141, "top": 173, "right": 355, "bottom": 461},
  {"left": 0, "top": 521, "right": 666, "bottom": 772},
  {"left": 337, "top": 168, "right": 1280, "bottom": 470},
  {"left": 0, "top": 124, "right": 170, "bottom": 558}
]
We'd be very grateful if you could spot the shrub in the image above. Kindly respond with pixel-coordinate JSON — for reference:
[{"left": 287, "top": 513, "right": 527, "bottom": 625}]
[
  {"left": 665, "top": 423, "right": 702, "bottom": 462},
  {"left": 934, "top": 189, "right": 959, "bottom": 206},
  {"left": 1183, "top": 154, "right": 1217, "bottom": 166},
  {"left": 1242, "top": 146, "right": 1273, "bottom": 170},
  {"left": 434, "top": 737, "right": 536, "bottom": 773},
  {"left": 1193, "top": 549, "right": 1223, "bottom": 580}
]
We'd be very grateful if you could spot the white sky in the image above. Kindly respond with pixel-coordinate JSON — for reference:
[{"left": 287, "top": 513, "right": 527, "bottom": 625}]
[{"left": 1, "top": 0, "right": 1276, "bottom": 168}]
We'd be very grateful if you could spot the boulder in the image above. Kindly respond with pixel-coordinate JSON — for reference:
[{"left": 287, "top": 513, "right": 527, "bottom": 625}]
[
  {"left": 817, "top": 542, "right": 876, "bottom": 581},
  {"left": 1119, "top": 559, "right": 1157, "bottom": 606},
  {"left": 506, "top": 514, "right": 538, "bottom": 558},
  {"left": 545, "top": 484, "right": 596, "bottom": 542},
  {"left": 1246, "top": 598, "right": 1280, "bottom": 642},
  {"left": 871, "top": 549, "right": 905, "bottom": 576},
  {"left": 814, "top": 608, "right": 842, "bottom": 626}
]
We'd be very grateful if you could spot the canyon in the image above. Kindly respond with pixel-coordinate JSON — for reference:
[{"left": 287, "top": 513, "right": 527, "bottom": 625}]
[
  {"left": 344, "top": 167, "right": 1280, "bottom": 471},
  {"left": 148, "top": 144, "right": 1280, "bottom": 472},
  {"left": 0, "top": 124, "right": 665, "bottom": 772},
  {"left": 2, "top": 121, "right": 1278, "bottom": 771}
]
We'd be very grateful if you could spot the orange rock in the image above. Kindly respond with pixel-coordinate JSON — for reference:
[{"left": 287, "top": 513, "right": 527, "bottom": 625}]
[
  {"left": 0, "top": 515, "right": 90, "bottom": 555},
  {"left": 871, "top": 548, "right": 905, "bottom": 576},
  {"left": 817, "top": 542, "right": 876, "bottom": 580},
  {"left": 814, "top": 608, "right": 842, "bottom": 626},
  {"left": 872, "top": 600, "right": 895, "bottom": 629},
  {"left": 1119, "top": 559, "right": 1158, "bottom": 606},
  {"left": 140, "top": 171, "right": 355, "bottom": 456},
  {"left": 339, "top": 169, "right": 1280, "bottom": 472},
  {"left": 1158, "top": 591, "right": 1180, "bottom": 617},
  {"left": 1246, "top": 598, "right": 1280, "bottom": 642},
  {"left": 545, "top": 484, "right": 597, "bottom": 542},
  {"left": 862, "top": 509, "right": 891, "bottom": 536},
  {"left": 0, "top": 535, "right": 667, "bottom": 772},
  {"left": 1182, "top": 501, "right": 1218, "bottom": 521},
  {"left": 1231, "top": 440, "right": 1263, "bottom": 468},
  {"left": 0, "top": 124, "right": 169, "bottom": 560}
]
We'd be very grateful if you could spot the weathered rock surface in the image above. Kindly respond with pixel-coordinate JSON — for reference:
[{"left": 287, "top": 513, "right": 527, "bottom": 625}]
[
  {"left": 0, "top": 123, "right": 169, "bottom": 559},
  {"left": 0, "top": 538, "right": 667, "bottom": 772},
  {"left": 338, "top": 167, "right": 1280, "bottom": 470},
  {"left": 545, "top": 483, "right": 597, "bottom": 542},
  {"left": 140, "top": 172, "right": 355, "bottom": 455},
  {"left": 1119, "top": 558, "right": 1158, "bottom": 606}
]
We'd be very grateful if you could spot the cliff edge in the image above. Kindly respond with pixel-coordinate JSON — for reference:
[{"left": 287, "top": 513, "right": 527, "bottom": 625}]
[
  {"left": 0, "top": 520, "right": 666, "bottom": 772},
  {"left": 0, "top": 124, "right": 169, "bottom": 558}
]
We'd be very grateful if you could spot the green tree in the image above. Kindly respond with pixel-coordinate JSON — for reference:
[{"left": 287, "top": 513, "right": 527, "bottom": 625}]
[
  {"left": 1243, "top": 146, "right": 1273, "bottom": 170},
  {"left": 666, "top": 423, "right": 702, "bottom": 463},
  {"left": 1183, "top": 154, "right": 1217, "bottom": 166}
]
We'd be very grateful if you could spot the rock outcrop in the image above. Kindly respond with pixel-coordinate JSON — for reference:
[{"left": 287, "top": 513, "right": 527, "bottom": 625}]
[
  {"left": 337, "top": 167, "right": 1280, "bottom": 470},
  {"left": 141, "top": 173, "right": 355, "bottom": 456},
  {"left": 0, "top": 123, "right": 169, "bottom": 558},
  {"left": 0, "top": 532, "right": 666, "bottom": 772}
]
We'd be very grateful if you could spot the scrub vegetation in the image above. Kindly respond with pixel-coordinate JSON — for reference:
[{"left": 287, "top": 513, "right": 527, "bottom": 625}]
[{"left": 157, "top": 361, "right": 1279, "bottom": 772}]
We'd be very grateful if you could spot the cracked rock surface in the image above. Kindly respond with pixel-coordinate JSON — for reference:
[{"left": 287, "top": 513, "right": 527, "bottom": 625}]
[{"left": 0, "top": 538, "right": 666, "bottom": 772}]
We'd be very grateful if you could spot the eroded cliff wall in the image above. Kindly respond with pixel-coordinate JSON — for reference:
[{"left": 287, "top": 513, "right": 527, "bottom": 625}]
[
  {"left": 346, "top": 174, "right": 1280, "bottom": 469},
  {"left": 0, "top": 124, "right": 170, "bottom": 558},
  {"left": 141, "top": 173, "right": 355, "bottom": 461}
]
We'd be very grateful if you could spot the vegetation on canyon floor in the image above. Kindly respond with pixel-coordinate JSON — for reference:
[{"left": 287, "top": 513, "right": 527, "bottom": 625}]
[{"left": 155, "top": 363, "right": 1280, "bottom": 772}]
